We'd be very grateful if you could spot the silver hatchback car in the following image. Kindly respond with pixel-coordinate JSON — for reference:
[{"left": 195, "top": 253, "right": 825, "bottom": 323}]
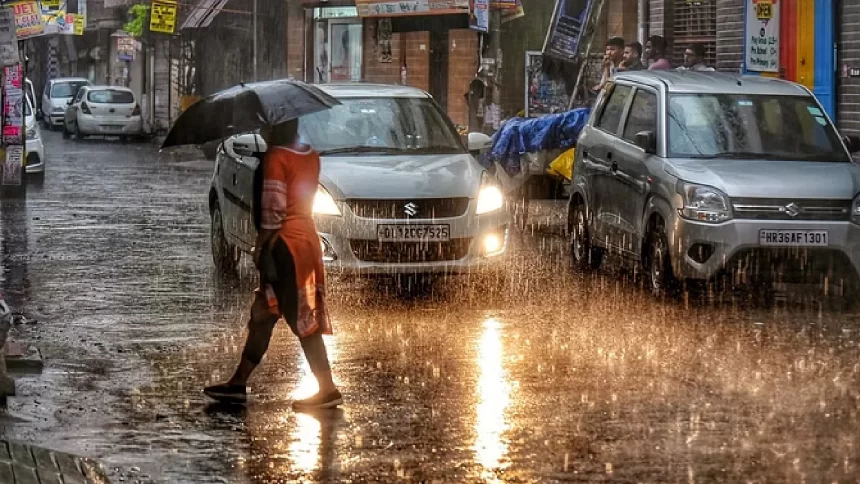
[{"left": 570, "top": 71, "right": 860, "bottom": 296}]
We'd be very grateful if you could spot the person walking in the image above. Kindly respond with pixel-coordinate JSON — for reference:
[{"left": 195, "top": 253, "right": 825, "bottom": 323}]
[{"left": 204, "top": 119, "right": 341, "bottom": 410}]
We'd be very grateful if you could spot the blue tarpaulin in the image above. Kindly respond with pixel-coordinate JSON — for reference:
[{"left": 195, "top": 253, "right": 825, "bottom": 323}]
[{"left": 480, "top": 107, "right": 591, "bottom": 176}]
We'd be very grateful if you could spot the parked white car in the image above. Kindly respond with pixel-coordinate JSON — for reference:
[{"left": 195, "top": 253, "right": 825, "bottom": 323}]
[
  {"left": 41, "top": 77, "right": 90, "bottom": 130},
  {"left": 24, "top": 95, "right": 45, "bottom": 176},
  {"left": 63, "top": 85, "right": 143, "bottom": 141},
  {"left": 208, "top": 84, "right": 509, "bottom": 277}
]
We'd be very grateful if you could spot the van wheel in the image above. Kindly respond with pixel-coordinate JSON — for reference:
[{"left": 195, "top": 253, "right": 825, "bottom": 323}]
[
  {"left": 569, "top": 201, "right": 603, "bottom": 272},
  {"left": 645, "top": 223, "right": 679, "bottom": 298},
  {"left": 211, "top": 205, "right": 240, "bottom": 277}
]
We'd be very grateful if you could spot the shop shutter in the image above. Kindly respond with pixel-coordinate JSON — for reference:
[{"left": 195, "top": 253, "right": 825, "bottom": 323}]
[{"left": 672, "top": 0, "right": 717, "bottom": 67}]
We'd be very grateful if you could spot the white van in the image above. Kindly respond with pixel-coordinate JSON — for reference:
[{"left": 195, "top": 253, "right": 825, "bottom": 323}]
[{"left": 41, "top": 77, "right": 90, "bottom": 130}]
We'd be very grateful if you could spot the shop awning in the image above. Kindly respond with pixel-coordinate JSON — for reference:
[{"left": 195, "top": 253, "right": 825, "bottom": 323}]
[
  {"left": 355, "top": 0, "right": 468, "bottom": 17},
  {"left": 180, "top": 0, "right": 229, "bottom": 29}
]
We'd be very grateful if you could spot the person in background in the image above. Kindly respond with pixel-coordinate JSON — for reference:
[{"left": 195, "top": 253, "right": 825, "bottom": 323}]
[
  {"left": 618, "top": 41, "right": 645, "bottom": 71},
  {"left": 645, "top": 35, "right": 672, "bottom": 70},
  {"left": 592, "top": 36, "right": 625, "bottom": 92},
  {"left": 677, "top": 43, "right": 715, "bottom": 72}
]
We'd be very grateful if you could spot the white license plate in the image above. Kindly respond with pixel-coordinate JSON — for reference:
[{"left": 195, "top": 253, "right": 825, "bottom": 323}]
[
  {"left": 377, "top": 224, "right": 450, "bottom": 242},
  {"left": 759, "top": 230, "right": 829, "bottom": 247},
  {"left": 101, "top": 125, "right": 123, "bottom": 131}
]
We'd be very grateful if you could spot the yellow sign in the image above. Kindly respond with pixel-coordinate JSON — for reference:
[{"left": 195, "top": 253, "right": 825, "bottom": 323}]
[
  {"left": 10, "top": 1, "right": 44, "bottom": 39},
  {"left": 40, "top": 0, "right": 61, "bottom": 8},
  {"left": 150, "top": 0, "right": 177, "bottom": 34},
  {"left": 73, "top": 14, "right": 84, "bottom": 35},
  {"left": 756, "top": 0, "right": 773, "bottom": 20}
]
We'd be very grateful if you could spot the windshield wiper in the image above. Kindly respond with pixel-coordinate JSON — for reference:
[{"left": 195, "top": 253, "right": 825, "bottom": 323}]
[
  {"left": 694, "top": 151, "right": 787, "bottom": 160},
  {"left": 318, "top": 146, "right": 406, "bottom": 156},
  {"left": 407, "top": 145, "right": 464, "bottom": 154}
]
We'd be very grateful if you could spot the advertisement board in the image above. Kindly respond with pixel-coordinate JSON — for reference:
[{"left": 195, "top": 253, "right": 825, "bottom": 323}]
[
  {"left": 744, "top": 0, "right": 780, "bottom": 73},
  {"left": 525, "top": 51, "right": 568, "bottom": 117},
  {"left": 469, "top": 0, "right": 488, "bottom": 32},
  {"left": 543, "top": 0, "right": 592, "bottom": 63}
]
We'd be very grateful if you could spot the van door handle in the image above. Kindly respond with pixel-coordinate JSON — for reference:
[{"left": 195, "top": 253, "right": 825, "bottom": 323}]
[
  {"left": 582, "top": 150, "right": 589, "bottom": 160},
  {"left": 232, "top": 174, "right": 238, "bottom": 185}
]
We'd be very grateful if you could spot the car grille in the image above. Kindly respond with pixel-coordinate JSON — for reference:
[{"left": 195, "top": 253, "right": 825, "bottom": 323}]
[
  {"left": 731, "top": 198, "right": 851, "bottom": 221},
  {"left": 346, "top": 198, "right": 470, "bottom": 219},
  {"left": 350, "top": 239, "right": 472, "bottom": 263}
]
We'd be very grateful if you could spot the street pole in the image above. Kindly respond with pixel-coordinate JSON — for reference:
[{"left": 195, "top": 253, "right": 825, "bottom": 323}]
[
  {"left": 252, "top": 0, "right": 258, "bottom": 81},
  {"left": 487, "top": 6, "right": 502, "bottom": 134}
]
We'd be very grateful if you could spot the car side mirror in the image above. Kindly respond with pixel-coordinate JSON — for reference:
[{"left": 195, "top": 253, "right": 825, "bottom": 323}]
[
  {"left": 230, "top": 133, "right": 267, "bottom": 158},
  {"left": 843, "top": 134, "right": 860, "bottom": 154},
  {"left": 67, "top": 99, "right": 73, "bottom": 106},
  {"left": 634, "top": 130, "right": 657, "bottom": 154},
  {"left": 467, "top": 132, "right": 492, "bottom": 153}
]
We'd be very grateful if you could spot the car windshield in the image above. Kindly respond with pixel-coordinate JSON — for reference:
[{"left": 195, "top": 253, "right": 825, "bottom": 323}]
[
  {"left": 667, "top": 93, "right": 849, "bottom": 162},
  {"left": 88, "top": 90, "right": 135, "bottom": 104},
  {"left": 52, "top": 81, "right": 88, "bottom": 98},
  {"left": 299, "top": 97, "right": 466, "bottom": 155}
]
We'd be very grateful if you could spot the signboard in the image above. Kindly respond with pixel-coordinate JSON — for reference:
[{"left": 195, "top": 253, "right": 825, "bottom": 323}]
[
  {"left": 525, "top": 51, "right": 568, "bottom": 117},
  {"left": 0, "top": 8, "right": 19, "bottom": 67},
  {"left": 73, "top": 12, "right": 82, "bottom": 34},
  {"left": 150, "top": 0, "right": 177, "bottom": 34},
  {"left": 10, "top": 1, "right": 43, "bottom": 38},
  {"left": 469, "top": 0, "right": 489, "bottom": 32},
  {"left": 117, "top": 35, "right": 134, "bottom": 61},
  {"left": 356, "top": 0, "right": 468, "bottom": 17},
  {"left": 40, "top": 0, "right": 60, "bottom": 8},
  {"left": 2, "top": 145, "right": 22, "bottom": 185},
  {"left": 543, "top": 0, "right": 592, "bottom": 62},
  {"left": 744, "top": 0, "right": 779, "bottom": 73}
]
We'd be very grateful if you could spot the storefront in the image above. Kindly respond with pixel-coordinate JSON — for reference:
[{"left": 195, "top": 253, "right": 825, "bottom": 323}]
[{"left": 312, "top": 6, "right": 363, "bottom": 83}]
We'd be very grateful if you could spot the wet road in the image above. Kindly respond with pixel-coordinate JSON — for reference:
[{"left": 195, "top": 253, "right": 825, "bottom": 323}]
[{"left": 2, "top": 131, "right": 860, "bottom": 483}]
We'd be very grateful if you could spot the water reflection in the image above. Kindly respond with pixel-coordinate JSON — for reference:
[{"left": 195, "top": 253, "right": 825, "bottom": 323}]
[{"left": 474, "top": 318, "right": 512, "bottom": 477}]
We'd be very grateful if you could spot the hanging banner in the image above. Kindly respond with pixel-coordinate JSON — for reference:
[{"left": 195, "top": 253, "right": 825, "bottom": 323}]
[
  {"left": 2, "top": 145, "right": 22, "bottom": 185},
  {"left": 744, "top": 0, "right": 780, "bottom": 73},
  {"left": 0, "top": 8, "right": 19, "bottom": 67},
  {"left": 469, "top": 0, "right": 488, "bottom": 32},
  {"left": 543, "top": 0, "right": 592, "bottom": 63},
  {"left": 525, "top": 51, "right": 568, "bottom": 117},
  {"left": 150, "top": 0, "right": 177, "bottom": 34},
  {"left": 73, "top": 12, "right": 82, "bottom": 34},
  {"left": 356, "top": 0, "right": 468, "bottom": 17},
  {"left": 10, "top": 1, "right": 44, "bottom": 39}
]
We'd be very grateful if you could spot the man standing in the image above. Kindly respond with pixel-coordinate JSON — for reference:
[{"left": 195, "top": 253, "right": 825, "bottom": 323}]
[
  {"left": 677, "top": 43, "right": 715, "bottom": 72},
  {"left": 645, "top": 35, "right": 672, "bottom": 70},
  {"left": 592, "top": 37, "right": 625, "bottom": 92},
  {"left": 618, "top": 41, "right": 645, "bottom": 71}
]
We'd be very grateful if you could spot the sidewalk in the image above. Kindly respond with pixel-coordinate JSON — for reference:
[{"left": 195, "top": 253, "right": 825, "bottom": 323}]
[{"left": 0, "top": 440, "right": 112, "bottom": 484}]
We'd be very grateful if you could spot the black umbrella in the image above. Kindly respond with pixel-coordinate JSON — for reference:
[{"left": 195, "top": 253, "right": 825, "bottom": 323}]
[{"left": 161, "top": 78, "right": 340, "bottom": 149}]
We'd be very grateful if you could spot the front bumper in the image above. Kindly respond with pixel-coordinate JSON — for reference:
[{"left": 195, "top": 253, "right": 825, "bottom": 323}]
[
  {"left": 77, "top": 115, "right": 143, "bottom": 136},
  {"left": 316, "top": 205, "right": 511, "bottom": 276},
  {"left": 668, "top": 217, "right": 860, "bottom": 282},
  {"left": 49, "top": 112, "right": 65, "bottom": 126},
  {"left": 25, "top": 136, "right": 45, "bottom": 173}
]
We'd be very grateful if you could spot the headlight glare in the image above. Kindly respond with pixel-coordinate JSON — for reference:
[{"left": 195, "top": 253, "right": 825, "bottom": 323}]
[
  {"left": 313, "top": 186, "right": 341, "bottom": 216},
  {"left": 677, "top": 181, "right": 732, "bottom": 223},
  {"left": 476, "top": 174, "right": 504, "bottom": 215}
]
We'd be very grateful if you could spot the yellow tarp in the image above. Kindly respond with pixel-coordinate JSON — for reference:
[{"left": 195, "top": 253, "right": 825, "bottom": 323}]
[{"left": 547, "top": 148, "right": 574, "bottom": 181}]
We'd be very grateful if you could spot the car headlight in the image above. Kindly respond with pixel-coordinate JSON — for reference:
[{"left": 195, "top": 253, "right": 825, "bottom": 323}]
[
  {"left": 313, "top": 186, "right": 341, "bottom": 216},
  {"left": 476, "top": 173, "right": 504, "bottom": 215},
  {"left": 677, "top": 181, "right": 732, "bottom": 223},
  {"left": 852, "top": 194, "right": 860, "bottom": 225},
  {"left": 26, "top": 127, "right": 38, "bottom": 140}
]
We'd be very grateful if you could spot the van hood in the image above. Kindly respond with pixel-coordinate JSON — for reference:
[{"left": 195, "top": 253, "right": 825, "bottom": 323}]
[
  {"left": 320, "top": 153, "right": 483, "bottom": 199},
  {"left": 666, "top": 158, "right": 860, "bottom": 199}
]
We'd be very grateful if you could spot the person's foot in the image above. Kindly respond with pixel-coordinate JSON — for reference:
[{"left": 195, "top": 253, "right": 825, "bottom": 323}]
[
  {"left": 292, "top": 389, "right": 343, "bottom": 410},
  {"left": 203, "top": 383, "right": 247, "bottom": 404}
]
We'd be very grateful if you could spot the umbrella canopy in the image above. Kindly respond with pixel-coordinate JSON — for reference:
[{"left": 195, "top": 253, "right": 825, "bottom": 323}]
[{"left": 161, "top": 79, "right": 340, "bottom": 149}]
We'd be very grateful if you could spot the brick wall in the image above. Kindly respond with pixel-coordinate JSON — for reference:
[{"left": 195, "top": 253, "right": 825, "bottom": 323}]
[
  {"left": 403, "top": 31, "right": 430, "bottom": 92},
  {"left": 363, "top": 19, "right": 402, "bottom": 84},
  {"left": 648, "top": 0, "right": 668, "bottom": 38},
  {"left": 286, "top": 1, "right": 306, "bottom": 81},
  {"left": 447, "top": 29, "right": 478, "bottom": 127},
  {"left": 838, "top": 1, "right": 860, "bottom": 135},
  {"left": 715, "top": 0, "right": 744, "bottom": 72}
]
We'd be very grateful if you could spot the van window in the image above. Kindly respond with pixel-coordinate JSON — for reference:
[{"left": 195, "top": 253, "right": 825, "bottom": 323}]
[
  {"left": 622, "top": 90, "right": 657, "bottom": 142},
  {"left": 87, "top": 90, "right": 135, "bottom": 104},
  {"left": 596, "top": 85, "right": 632, "bottom": 134},
  {"left": 51, "top": 81, "right": 89, "bottom": 98}
]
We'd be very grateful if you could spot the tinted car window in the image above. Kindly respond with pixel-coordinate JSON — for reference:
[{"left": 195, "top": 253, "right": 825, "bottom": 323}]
[
  {"left": 667, "top": 94, "right": 849, "bottom": 162},
  {"left": 87, "top": 90, "right": 135, "bottom": 104},
  {"left": 52, "top": 81, "right": 89, "bottom": 98},
  {"left": 622, "top": 90, "right": 657, "bottom": 142},
  {"left": 596, "top": 85, "right": 632, "bottom": 134}
]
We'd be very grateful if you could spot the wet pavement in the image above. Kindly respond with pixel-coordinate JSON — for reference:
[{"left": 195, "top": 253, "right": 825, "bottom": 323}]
[{"left": 2, "top": 131, "right": 860, "bottom": 483}]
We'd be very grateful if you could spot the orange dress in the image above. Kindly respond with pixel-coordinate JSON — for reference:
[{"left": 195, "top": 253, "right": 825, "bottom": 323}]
[{"left": 260, "top": 145, "right": 332, "bottom": 338}]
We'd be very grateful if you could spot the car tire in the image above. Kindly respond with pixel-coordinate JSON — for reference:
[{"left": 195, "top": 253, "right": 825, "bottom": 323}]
[
  {"left": 211, "top": 205, "right": 240, "bottom": 277},
  {"left": 569, "top": 201, "right": 603, "bottom": 272},
  {"left": 644, "top": 222, "right": 679, "bottom": 298}
]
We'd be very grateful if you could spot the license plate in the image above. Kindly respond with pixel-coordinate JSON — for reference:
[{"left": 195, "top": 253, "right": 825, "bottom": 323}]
[
  {"left": 759, "top": 230, "right": 829, "bottom": 247},
  {"left": 377, "top": 224, "right": 450, "bottom": 242},
  {"left": 102, "top": 125, "right": 122, "bottom": 131}
]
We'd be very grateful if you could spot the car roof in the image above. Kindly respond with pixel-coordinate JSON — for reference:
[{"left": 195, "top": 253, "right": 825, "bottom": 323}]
[
  {"left": 317, "top": 83, "right": 431, "bottom": 99},
  {"left": 613, "top": 71, "right": 812, "bottom": 96},
  {"left": 51, "top": 77, "right": 90, "bottom": 83},
  {"left": 85, "top": 85, "right": 134, "bottom": 92}
]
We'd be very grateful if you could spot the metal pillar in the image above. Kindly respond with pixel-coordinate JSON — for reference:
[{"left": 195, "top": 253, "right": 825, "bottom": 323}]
[{"left": 252, "top": 0, "right": 258, "bottom": 81}]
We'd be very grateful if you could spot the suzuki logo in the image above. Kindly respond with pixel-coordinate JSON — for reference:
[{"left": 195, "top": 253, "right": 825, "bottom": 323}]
[
  {"left": 404, "top": 202, "right": 418, "bottom": 217},
  {"left": 783, "top": 202, "right": 801, "bottom": 217}
]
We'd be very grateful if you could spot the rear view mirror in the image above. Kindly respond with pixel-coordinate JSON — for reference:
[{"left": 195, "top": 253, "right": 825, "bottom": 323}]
[
  {"left": 226, "top": 133, "right": 267, "bottom": 158},
  {"left": 467, "top": 132, "right": 492, "bottom": 153},
  {"left": 843, "top": 134, "right": 860, "bottom": 154},
  {"left": 634, "top": 130, "right": 657, "bottom": 154}
]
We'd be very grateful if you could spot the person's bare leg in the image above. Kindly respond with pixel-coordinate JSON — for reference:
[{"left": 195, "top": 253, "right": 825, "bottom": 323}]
[{"left": 300, "top": 334, "right": 336, "bottom": 393}]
